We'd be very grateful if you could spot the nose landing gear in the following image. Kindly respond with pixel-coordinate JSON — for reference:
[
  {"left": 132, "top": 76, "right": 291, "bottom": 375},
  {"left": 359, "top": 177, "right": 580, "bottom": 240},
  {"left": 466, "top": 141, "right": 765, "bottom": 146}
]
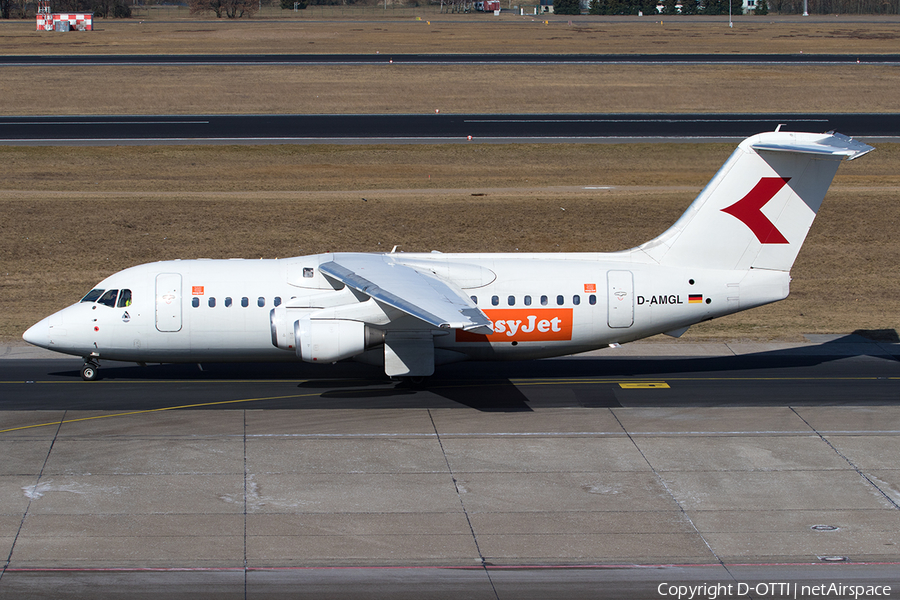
[{"left": 81, "top": 359, "right": 101, "bottom": 381}]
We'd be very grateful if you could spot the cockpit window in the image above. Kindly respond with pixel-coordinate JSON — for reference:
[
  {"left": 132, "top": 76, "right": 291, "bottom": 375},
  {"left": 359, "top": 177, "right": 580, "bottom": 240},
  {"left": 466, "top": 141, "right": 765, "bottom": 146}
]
[
  {"left": 81, "top": 289, "right": 104, "bottom": 303},
  {"left": 117, "top": 289, "right": 132, "bottom": 308},
  {"left": 97, "top": 289, "right": 119, "bottom": 308}
]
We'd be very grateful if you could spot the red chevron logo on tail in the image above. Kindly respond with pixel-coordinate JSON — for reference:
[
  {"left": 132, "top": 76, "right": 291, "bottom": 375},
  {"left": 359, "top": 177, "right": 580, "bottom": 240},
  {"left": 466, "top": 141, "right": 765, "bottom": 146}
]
[{"left": 721, "top": 177, "right": 791, "bottom": 244}]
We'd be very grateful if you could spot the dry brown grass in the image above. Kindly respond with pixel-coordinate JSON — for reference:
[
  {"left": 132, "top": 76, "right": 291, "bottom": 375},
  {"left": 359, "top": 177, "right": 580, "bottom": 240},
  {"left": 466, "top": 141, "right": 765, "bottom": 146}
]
[
  {"left": 2, "top": 17, "right": 900, "bottom": 55},
  {"left": 2, "top": 64, "right": 899, "bottom": 115},
  {"left": 2, "top": 143, "right": 897, "bottom": 342},
  {"left": 2, "top": 143, "right": 897, "bottom": 191}
]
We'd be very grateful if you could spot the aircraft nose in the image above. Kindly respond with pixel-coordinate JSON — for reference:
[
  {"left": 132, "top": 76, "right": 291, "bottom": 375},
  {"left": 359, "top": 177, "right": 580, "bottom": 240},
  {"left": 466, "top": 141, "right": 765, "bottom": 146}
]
[{"left": 23, "top": 317, "right": 51, "bottom": 349}]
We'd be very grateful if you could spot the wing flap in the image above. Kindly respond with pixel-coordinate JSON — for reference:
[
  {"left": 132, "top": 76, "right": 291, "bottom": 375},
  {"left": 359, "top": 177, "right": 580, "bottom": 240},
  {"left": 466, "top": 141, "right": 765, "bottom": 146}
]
[{"left": 319, "top": 254, "right": 493, "bottom": 332}]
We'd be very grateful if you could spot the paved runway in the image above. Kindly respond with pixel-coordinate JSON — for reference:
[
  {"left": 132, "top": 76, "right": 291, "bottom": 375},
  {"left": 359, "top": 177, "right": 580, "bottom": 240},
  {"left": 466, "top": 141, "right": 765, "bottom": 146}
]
[
  {"left": 2, "top": 336, "right": 900, "bottom": 410},
  {"left": 1, "top": 337, "right": 898, "bottom": 598},
  {"left": 2, "top": 113, "right": 898, "bottom": 145}
]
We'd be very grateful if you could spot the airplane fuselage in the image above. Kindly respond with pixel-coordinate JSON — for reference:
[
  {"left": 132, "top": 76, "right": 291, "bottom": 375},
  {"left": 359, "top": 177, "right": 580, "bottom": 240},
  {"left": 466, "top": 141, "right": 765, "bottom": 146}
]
[{"left": 27, "top": 252, "right": 789, "bottom": 366}]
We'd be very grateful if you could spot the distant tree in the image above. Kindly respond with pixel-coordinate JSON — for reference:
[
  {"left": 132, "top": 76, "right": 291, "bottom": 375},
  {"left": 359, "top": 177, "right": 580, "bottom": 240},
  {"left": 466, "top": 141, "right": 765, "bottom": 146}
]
[
  {"left": 229, "top": 0, "right": 258, "bottom": 17},
  {"left": 54, "top": 0, "right": 93, "bottom": 10},
  {"left": 304, "top": 0, "right": 387, "bottom": 4},
  {"left": 553, "top": 0, "right": 582, "bottom": 13},
  {"left": 590, "top": 0, "right": 638, "bottom": 13},
  {"left": 662, "top": 0, "right": 678, "bottom": 13},
  {"left": 12, "top": 0, "right": 28, "bottom": 17},
  {"left": 281, "top": 0, "right": 309, "bottom": 8},
  {"left": 92, "top": 0, "right": 113, "bottom": 17},
  {"left": 113, "top": 0, "right": 131, "bottom": 17},
  {"left": 602, "top": 0, "right": 624, "bottom": 12},
  {"left": 1, "top": 0, "right": 11, "bottom": 19},
  {"left": 600, "top": 0, "right": 654, "bottom": 14},
  {"left": 190, "top": 0, "right": 258, "bottom": 17},
  {"left": 680, "top": 0, "right": 699, "bottom": 12},
  {"left": 753, "top": 0, "right": 767, "bottom": 12},
  {"left": 702, "top": 0, "right": 740, "bottom": 13},
  {"left": 190, "top": 0, "right": 222, "bottom": 17}
]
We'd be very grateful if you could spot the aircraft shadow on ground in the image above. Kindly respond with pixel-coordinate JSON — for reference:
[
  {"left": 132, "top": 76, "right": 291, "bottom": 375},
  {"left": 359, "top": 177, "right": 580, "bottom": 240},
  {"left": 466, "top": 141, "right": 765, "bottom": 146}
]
[
  {"left": 36, "top": 331, "right": 898, "bottom": 412},
  {"left": 49, "top": 329, "right": 899, "bottom": 381}
]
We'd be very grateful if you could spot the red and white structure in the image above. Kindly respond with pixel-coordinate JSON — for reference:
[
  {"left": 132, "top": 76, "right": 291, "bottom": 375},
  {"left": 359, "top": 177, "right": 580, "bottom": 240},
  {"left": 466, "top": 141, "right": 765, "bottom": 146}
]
[{"left": 36, "top": 1, "right": 92, "bottom": 31}]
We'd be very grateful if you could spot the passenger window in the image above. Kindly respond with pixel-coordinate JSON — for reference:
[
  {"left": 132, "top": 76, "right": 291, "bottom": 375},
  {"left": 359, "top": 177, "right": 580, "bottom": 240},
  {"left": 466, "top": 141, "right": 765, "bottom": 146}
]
[
  {"left": 192, "top": 297, "right": 200, "bottom": 308},
  {"left": 540, "top": 295, "right": 548, "bottom": 306},
  {"left": 258, "top": 297, "right": 265, "bottom": 308},
  {"left": 225, "top": 297, "right": 232, "bottom": 308},
  {"left": 97, "top": 289, "right": 118, "bottom": 308},
  {"left": 589, "top": 294, "right": 597, "bottom": 305},
  {"left": 81, "top": 289, "right": 104, "bottom": 303},
  {"left": 208, "top": 297, "right": 216, "bottom": 308},
  {"left": 241, "top": 297, "right": 249, "bottom": 308},
  {"left": 491, "top": 295, "right": 499, "bottom": 306},
  {"left": 508, "top": 295, "right": 515, "bottom": 306},
  {"left": 471, "top": 296, "right": 477, "bottom": 305},
  {"left": 117, "top": 289, "right": 132, "bottom": 308},
  {"left": 524, "top": 295, "right": 532, "bottom": 306},
  {"left": 303, "top": 267, "right": 314, "bottom": 278},
  {"left": 573, "top": 295, "right": 581, "bottom": 305},
  {"left": 274, "top": 297, "right": 282, "bottom": 307},
  {"left": 556, "top": 295, "right": 564, "bottom": 306}
]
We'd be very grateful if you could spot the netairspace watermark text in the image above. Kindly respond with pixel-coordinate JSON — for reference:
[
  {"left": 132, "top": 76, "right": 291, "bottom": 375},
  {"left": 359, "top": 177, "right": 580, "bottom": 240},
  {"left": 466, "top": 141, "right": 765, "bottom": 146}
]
[{"left": 657, "top": 582, "right": 892, "bottom": 599}]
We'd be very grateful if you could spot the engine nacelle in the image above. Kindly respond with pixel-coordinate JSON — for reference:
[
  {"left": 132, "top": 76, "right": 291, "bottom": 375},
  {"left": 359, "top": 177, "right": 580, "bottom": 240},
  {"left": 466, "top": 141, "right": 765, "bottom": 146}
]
[
  {"left": 295, "top": 318, "right": 381, "bottom": 363},
  {"left": 271, "top": 307, "right": 384, "bottom": 362},
  {"left": 271, "top": 306, "right": 301, "bottom": 351}
]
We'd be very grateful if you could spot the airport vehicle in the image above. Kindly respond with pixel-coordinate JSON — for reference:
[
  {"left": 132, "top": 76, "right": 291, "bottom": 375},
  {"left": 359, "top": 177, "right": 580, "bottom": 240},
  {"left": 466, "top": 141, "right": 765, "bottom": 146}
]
[{"left": 23, "top": 130, "right": 873, "bottom": 381}]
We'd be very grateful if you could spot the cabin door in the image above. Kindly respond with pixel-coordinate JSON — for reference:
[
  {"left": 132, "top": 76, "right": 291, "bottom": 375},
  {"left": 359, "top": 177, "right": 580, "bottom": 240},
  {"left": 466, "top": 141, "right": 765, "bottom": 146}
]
[
  {"left": 155, "top": 273, "right": 183, "bottom": 332},
  {"left": 607, "top": 270, "right": 634, "bottom": 328}
]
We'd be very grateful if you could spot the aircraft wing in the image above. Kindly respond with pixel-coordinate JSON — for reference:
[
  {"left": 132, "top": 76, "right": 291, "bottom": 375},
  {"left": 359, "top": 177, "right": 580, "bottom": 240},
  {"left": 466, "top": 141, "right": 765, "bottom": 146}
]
[{"left": 319, "top": 254, "right": 494, "bottom": 333}]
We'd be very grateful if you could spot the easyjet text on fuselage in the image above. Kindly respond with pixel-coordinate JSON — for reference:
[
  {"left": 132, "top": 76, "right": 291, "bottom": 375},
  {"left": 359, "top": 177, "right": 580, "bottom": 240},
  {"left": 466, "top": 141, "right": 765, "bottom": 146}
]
[{"left": 456, "top": 308, "right": 574, "bottom": 342}]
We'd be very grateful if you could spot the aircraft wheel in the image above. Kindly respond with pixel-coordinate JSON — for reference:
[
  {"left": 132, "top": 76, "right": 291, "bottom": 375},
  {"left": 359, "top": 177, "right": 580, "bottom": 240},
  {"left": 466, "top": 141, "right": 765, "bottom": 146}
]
[
  {"left": 81, "top": 364, "right": 100, "bottom": 381},
  {"left": 403, "top": 375, "right": 430, "bottom": 388}
]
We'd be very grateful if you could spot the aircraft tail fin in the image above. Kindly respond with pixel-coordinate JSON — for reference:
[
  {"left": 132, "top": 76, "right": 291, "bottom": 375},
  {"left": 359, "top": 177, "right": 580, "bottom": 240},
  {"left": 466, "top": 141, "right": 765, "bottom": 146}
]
[{"left": 637, "top": 131, "right": 873, "bottom": 272}]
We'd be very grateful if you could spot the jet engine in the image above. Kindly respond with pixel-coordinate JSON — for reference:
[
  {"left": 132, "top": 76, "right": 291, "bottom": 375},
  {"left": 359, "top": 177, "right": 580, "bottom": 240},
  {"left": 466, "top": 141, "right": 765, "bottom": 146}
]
[
  {"left": 270, "top": 306, "right": 301, "bottom": 351},
  {"left": 270, "top": 308, "right": 383, "bottom": 363},
  {"left": 295, "top": 318, "right": 371, "bottom": 363}
]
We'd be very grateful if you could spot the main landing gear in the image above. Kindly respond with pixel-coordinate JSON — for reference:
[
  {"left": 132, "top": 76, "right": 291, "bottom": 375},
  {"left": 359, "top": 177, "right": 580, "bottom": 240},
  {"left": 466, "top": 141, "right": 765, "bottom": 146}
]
[
  {"left": 394, "top": 375, "right": 430, "bottom": 388},
  {"left": 81, "top": 358, "right": 101, "bottom": 381}
]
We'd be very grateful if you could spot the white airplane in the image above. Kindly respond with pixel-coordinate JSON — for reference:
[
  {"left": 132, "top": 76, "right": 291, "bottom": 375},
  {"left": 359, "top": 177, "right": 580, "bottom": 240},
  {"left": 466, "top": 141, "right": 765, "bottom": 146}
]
[{"left": 23, "top": 130, "right": 873, "bottom": 381}]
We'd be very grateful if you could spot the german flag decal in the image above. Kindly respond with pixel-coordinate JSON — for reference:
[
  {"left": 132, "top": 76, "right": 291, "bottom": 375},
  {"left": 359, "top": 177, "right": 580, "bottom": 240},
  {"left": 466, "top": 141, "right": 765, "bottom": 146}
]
[{"left": 688, "top": 294, "right": 703, "bottom": 304}]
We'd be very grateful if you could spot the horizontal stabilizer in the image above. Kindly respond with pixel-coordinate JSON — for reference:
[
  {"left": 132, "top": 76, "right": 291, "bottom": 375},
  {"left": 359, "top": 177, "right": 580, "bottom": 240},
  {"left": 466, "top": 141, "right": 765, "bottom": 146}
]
[{"left": 751, "top": 131, "right": 874, "bottom": 160}]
